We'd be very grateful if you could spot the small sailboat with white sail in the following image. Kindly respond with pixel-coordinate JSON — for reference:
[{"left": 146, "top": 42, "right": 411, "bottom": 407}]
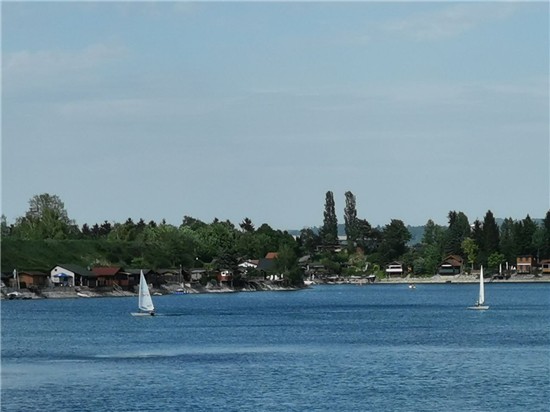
[
  {"left": 468, "top": 265, "right": 489, "bottom": 310},
  {"left": 131, "top": 270, "right": 155, "bottom": 316}
]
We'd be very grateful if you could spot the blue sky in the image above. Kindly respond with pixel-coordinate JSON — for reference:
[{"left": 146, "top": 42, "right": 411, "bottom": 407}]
[{"left": 2, "top": 1, "right": 549, "bottom": 231}]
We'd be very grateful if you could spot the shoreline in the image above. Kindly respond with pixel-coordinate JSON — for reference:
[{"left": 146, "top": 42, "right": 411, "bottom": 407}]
[{"left": 3, "top": 275, "right": 549, "bottom": 300}]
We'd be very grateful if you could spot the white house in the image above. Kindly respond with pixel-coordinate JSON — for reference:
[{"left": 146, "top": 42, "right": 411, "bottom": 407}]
[
  {"left": 50, "top": 264, "right": 95, "bottom": 287},
  {"left": 385, "top": 262, "right": 404, "bottom": 277}
]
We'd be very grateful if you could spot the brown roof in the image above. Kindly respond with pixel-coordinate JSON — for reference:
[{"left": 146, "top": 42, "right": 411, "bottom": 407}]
[
  {"left": 91, "top": 267, "right": 123, "bottom": 276},
  {"left": 265, "top": 252, "right": 278, "bottom": 259}
]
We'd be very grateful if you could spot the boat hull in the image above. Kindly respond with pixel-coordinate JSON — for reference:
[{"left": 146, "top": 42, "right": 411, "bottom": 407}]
[
  {"left": 131, "top": 312, "right": 155, "bottom": 317},
  {"left": 467, "top": 305, "right": 489, "bottom": 310}
]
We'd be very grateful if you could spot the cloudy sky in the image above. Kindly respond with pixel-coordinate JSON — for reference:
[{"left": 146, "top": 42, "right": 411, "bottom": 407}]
[{"left": 2, "top": 1, "right": 548, "bottom": 231}]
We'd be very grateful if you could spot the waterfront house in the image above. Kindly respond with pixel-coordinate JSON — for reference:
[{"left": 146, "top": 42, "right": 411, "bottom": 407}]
[
  {"left": 18, "top": 271, "right": 49, "bottom": 289},
  {"left": 91, "top": 267, "right": 123, "bottom": 287},
  {"left": 238, "top": 260, "right": 260, "bottom": 279},
  {"left": 540, "top": 259, "right": 550, "bottom": 274},
  {"left": 238, "top": 259, "right": 259, "bottom": 270},
  {"left": 385, "top": 261, "right": 404, "bottom": 277},
  {"left": 516, "top": 256, "right": 535, "bottom": 274},
  {"left": 50, "top": 264, "right": 96, "bottom": 287},
  {"left": 257, "top": 257, "right": 276, "bottom": 277},
  {"left": 265, "top": 252, "right": 279, "bottom": 260},
  {"left": 217, "top": 269, "right": 233, "bottom": 284},
  {"left": 190, "top": 268, "right": 207, "bottom": 283},
  {"left": 438, "top": 255, "right": 463, "bottom": 275},
  {"left": 125, "top": 269, "right": 159, "bottom": 288}
]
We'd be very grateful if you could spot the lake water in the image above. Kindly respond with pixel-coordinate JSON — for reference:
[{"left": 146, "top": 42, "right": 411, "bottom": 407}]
[{"left": 1, "top": 284, "right": 549, "bottom": 411}]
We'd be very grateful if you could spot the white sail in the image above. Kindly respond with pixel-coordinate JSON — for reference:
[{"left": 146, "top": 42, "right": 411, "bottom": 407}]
[
  {"left": 138, "top": 270, "right": 154, "bottom": 312},
  {"left": 478, "top": 266, "right": 485, "bottom": 305}
]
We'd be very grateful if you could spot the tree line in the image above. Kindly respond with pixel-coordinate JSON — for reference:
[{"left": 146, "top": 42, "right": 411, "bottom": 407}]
[{"left": 2, "top": 193, "right": 549, "bottom": 280}]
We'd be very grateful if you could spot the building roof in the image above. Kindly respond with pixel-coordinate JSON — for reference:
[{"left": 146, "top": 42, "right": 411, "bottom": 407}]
[
  {"left": 19, "top": 271, "right": 48, "bottom": 276},
  {"left": 91, "top": 267, "right": 123, "bottom": 276},
  {"left": 265, "top": 252, "right": 278, "bottom": 259},
  {"left": 257, "top": 258, "right": 276, "bottom": 272},
  {"left": 54, "top": 264, "right": 95, "bottom": 277}
]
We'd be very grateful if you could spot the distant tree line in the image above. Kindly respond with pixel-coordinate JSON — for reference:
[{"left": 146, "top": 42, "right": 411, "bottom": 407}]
[{"left": 2, "top": 193, "right": 549, "bottom": 280}]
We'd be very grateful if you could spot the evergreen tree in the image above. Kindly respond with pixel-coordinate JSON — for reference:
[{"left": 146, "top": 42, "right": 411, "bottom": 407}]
[
  {"left": 320, "top": 191, "right": 338, "bottom": 245},
  {"left": 499, "top": 217, "right": 516, "bottom": 264},
  {"left": 482, "top": 210, "right": 500, "bottom": 258},
  {"left": 514, "top": 215, "right": 537, "bottom": 256},
  {"left": 444, "top": 211, "right": 470, "bottom": 256},
  {"left": 299, "top": 228, "right": 320, "bottom": 255},
  {"left": 377, "top": 219, "right": 411, "bottom": 264},
  {"left": 344, "top": 191, "right": 358, "bottom": 248},
  {"left": 240, "top": 217, "right": 255, "bottom": 233},
  {"left": 422, "top": 219, "right": 438, "bottom": 245},
  {"left": 420, "top": 219, "right": 446, "bottom": 275}
]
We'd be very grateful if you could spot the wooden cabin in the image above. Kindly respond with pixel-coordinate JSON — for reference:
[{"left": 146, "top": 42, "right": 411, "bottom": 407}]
[
  {"left": 516, "top": 256, "right": 534, "bottom": 274},
  {"left": 438, "top": 255, "right": 463, "bottom": 275}
]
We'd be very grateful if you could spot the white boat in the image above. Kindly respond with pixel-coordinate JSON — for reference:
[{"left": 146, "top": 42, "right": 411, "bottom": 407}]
[
  {"left": 468, "top": 266, "right": 489, "bottom": 310},
  {"left": 131, "top": 270, "right": 155, "bottom": 316}
]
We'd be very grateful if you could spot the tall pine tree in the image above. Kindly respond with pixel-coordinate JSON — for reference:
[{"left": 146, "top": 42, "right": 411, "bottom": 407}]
[
  {"left": 344, "top": 191, "right": 358, "bottom": 248},
  {"left": 320, "top": 191, "right": 338, "bottom": 245},
  {"left": 482, "top": 210, "right": 500, "bottom": 260}
]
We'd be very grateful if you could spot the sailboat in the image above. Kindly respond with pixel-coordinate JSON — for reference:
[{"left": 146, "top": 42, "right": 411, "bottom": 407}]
[
  {"left": 468, "top": 266, "right": 489, "bottom": 310},
  {"left": 131, "top": 270, "right": 155, "bottom": 316}
]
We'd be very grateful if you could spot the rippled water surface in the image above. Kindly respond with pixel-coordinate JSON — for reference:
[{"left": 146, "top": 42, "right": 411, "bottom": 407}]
[{"left": 2, "top": 283, "right": 549, "bottom": 411}]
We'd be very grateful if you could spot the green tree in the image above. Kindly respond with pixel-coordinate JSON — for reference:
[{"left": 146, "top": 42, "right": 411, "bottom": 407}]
[
  {"left": 514, "top": 215, "right": 537, "bottom": 256},
  {"left": 299, "top": 227, "right": 320, "bottom": 255},
  {"left": 418, "top": 219, "right": 446, "bottom": 275},
  {"left": 461, "top": 237, "right": 478, "bottom": 271},
  {"left": 356, "top": 218, "right": 379, "bottom": 253},
  {"left": 344, "top": 191, "right": 358, "bottom": 249},
  {"left": 499, "top": 217, "right": 517, "bottom": 264},
  {"left": 377, "top": 219, "right": 411, "bottom": 265},
  {"left": 239, "top": 217, "right": 255, "bottom": 233},
  {"left": 12, "top": 193, "right": 78, "bottom": 239},
  {"left": 1, "top": 215, "right": 11, "bottom": 238},
  {"left": 320, "top": 191, "right": 338, "bottom": 245},
  {"left": 482, "top": 210, "right": 500, "bottom": 260},
  {"left": 444, "top": 211, "right": 470, "bottom": 256},
  {"left": 487, "top": 252, "right": 505, "bottom": 272}
]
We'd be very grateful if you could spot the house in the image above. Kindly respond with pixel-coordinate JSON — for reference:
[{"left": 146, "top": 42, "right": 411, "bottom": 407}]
[
  {"left": 438, "top": 255, "right": 464, "bottom": 275},
  {"left": 540, "top": 260, "right": 550, "bottom": 274},
  {"left": 124, "top": 269, "right": 158, "bottom": 288},
  {"left": 91, "top": 267, "right": 123, "bottom": 287},
  {"left": 257, "top": 258, "right": 276, "bottom": 277},
  {"left": 50, "top": 264, "right": 96, "bottom": 287},
  {"left": 217, "top": 269, "right": 233, "bottom": 283},
  {"left": 385, "top": 261, "right": 404, "bottom": 277},
  {"left": 238, "top": 260, "right": 261, "bottom": 279},
  {"left": 516, "top": 256, "right": 534, "bottom": 274},
  {"left": 238, "top": 259, "right": 259, "bottom": 270},
  {"left": 190, "top": 268, "right": 207, "bottom": 283},
  {"left": 18, "top": 271, "right": 49, "bottom": 289}
]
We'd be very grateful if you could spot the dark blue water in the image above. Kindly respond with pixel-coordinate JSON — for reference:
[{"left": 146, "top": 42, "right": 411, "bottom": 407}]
[{"left": 2, "top": 284, "right": 549, "bottom": 412}]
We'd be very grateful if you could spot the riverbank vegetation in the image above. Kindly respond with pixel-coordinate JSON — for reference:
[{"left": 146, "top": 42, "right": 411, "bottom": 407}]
[{"left": 2, "top": 193, "right": 549, "bottom": 282}]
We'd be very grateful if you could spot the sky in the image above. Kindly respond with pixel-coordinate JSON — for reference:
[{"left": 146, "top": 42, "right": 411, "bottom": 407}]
[{"left": 2, "top": 1, "right": 549, "bottom": 231}]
